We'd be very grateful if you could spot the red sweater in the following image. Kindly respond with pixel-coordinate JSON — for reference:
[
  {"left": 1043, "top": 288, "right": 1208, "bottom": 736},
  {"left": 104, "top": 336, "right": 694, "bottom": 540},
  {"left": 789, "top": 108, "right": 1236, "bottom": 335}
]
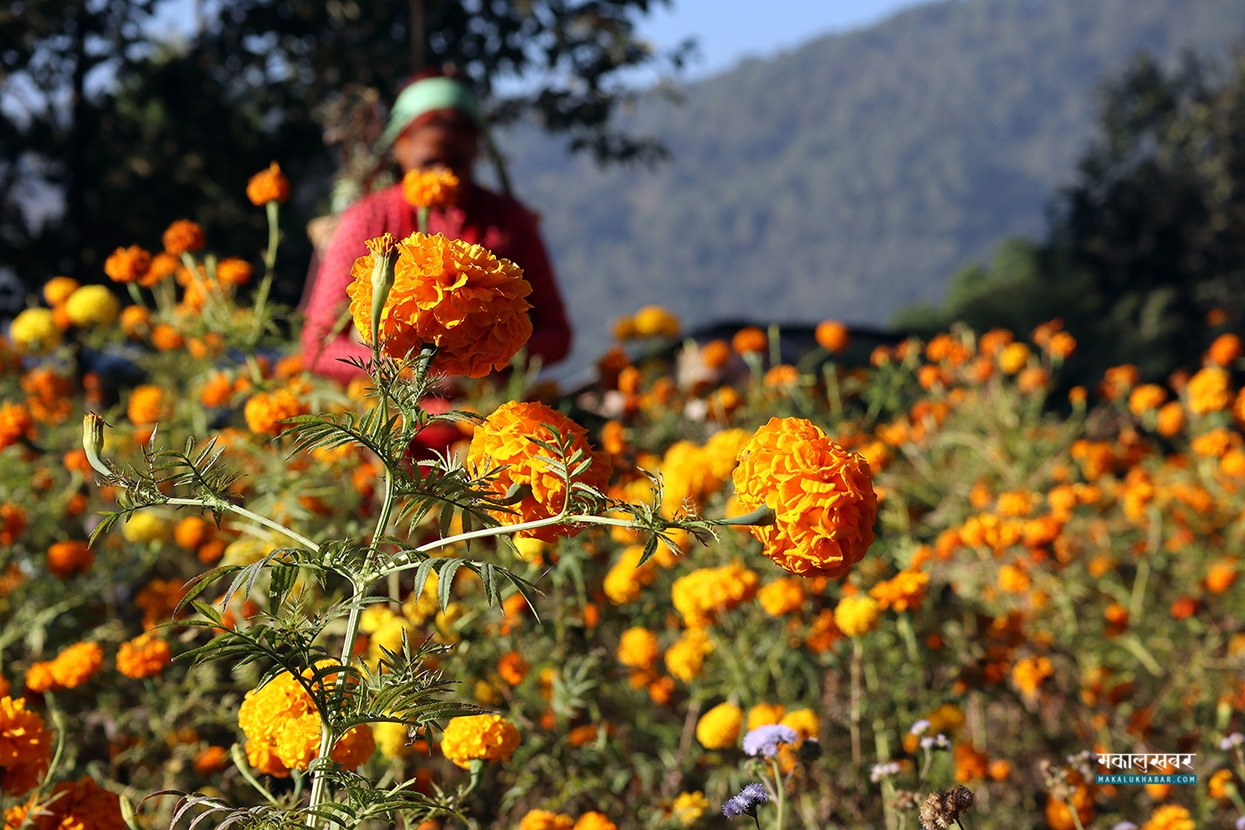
[{"left": 301, "top": 182, "right": 572, "bottom": 383}]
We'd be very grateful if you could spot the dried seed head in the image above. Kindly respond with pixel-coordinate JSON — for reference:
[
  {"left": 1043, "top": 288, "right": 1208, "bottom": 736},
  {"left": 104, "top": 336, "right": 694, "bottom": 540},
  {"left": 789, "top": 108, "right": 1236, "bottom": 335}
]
[
  {"left": 919, "top": 791, "right": 956, "bottom": 829},
  {"left": 951, "top": 785, "right": 975, "bottom": 815}
]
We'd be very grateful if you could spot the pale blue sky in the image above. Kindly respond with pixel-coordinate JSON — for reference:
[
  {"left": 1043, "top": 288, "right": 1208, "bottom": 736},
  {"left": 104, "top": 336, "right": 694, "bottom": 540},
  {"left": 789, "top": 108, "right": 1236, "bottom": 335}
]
[{"left": 636, "top": 0, "right": 932, "bottom": 77}]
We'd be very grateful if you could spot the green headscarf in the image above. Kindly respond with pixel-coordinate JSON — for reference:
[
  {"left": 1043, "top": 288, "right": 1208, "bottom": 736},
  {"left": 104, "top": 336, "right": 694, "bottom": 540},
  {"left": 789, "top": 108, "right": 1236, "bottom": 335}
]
[{"left": 376, "top": 77, "right": 484, "bottom": 152}]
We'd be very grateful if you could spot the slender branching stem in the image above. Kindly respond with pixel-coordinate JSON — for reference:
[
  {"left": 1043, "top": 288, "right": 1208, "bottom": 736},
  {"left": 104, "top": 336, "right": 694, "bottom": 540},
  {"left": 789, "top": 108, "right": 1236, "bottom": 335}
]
[{"left": 164, "top": 498, "right": 319, "bottom": 553}]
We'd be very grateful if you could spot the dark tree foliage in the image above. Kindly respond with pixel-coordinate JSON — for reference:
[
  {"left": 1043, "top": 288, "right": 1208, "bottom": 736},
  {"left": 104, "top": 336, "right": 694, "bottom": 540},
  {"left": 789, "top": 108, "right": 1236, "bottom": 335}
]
[
  {"left": 896, "top": 51, "right": 1245, "bottom": 383},
  {"left": 0, "top": 0, "right": 685, "bottom": 306}
]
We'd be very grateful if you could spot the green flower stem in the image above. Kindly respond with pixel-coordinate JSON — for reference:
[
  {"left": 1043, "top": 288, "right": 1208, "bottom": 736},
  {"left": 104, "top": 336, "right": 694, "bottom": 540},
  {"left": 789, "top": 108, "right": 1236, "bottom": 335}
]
[
  {"left": 769, "top": 756, "right": 786, "bottom": 830},
  {"left": 250, "top": 200, "right": 279, "bottom": 342},
  {"left": 851, "top": 637, "right": 863, "bottom": 767},
  {"left": 417, "top": 206, "right": 430, "bottom": 234},
  {"left": 164, "top": 497, "right": 319, "bottom": 553},
  {"left": 125, "top": 282, "right": 147, "bottom": 309},
  {"left": 231, "top": 743, "right": 279, "bottom": 806}
]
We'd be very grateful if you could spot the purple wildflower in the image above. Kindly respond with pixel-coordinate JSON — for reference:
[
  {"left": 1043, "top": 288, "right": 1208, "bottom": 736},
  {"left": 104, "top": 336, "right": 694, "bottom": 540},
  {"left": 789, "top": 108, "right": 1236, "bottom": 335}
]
[
  {"left": 743, "top": 724, "right": 799, "bottom": 758},
  {"left": 722, "top": 783, "right": 769, "bottom": 820}
]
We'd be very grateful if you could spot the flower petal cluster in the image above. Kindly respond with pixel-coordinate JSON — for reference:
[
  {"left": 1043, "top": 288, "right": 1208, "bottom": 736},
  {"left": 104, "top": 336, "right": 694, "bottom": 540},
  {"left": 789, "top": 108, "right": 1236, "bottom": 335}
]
[
  {"left": 237, "top": 669, "right": 375, "bottom": 778},
  {"left": 103, "top": 245, "right": 152, "bottom": 284},
  {"left": 671, "top": 564, "right": 759, "bottom": 627},
  {"left": 402, "top": 168, "right": 461, "bottom": 209},
  {"left": 722, "top": 783, "right": 769, "bottom": 819},
  {"left": 247, "top": 162, "right": 291, "bottom": 205},
  {"left": 4, "top": 776, "right": 125, "bottom": 830},
  {"left": 25, "top": 642, "right": 103, "bottom": 693},
  {"left": 45, "top": 541, "right": 92, "bottom": 578},
  {"left": 347, "top": 232, "right": 533, "bottom": 377},
  {"left": 664, "top": 627, "right": 714, "bottom": 682},
  {"left": 468, "top": 401, "right": 612, "bottom": 541},
  {"left": 695, "top": 702, "right": 742, "bottom": 749},
  {"left": 439, "top": 714, "right": 521, "bottom": 768},
  {"left": 64, "top": 286, "right": 120, "bottom": 328},
  {"left": 162, "top": 220, "right": 205, "bottom": 256},
  {"left": 0, "top": 696, "right": 51, "bottom": 796},
  {"left": 732, "top": 417, "right": 877, "bottom": 578},
  {"left": 742, "top": 724, "right": 798, "bottom": 757},
  {"left": 244, "top": 388, "right": 306, "bottom": 435},
  {"left": 834, "top": 595, "right": 880, "bottom": 638},
  {"left": 116, "top": 633, "right": 171, "bottom": 679},
  {"left": 617, "top": 627, "right": 660, "bottom": 669}
]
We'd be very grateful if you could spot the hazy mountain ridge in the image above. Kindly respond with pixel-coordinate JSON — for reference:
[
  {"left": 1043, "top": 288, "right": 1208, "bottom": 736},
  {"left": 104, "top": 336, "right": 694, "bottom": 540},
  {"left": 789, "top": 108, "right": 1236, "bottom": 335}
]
[{"left": 500, "top": 0, "right": 1245, "bottom": 376}]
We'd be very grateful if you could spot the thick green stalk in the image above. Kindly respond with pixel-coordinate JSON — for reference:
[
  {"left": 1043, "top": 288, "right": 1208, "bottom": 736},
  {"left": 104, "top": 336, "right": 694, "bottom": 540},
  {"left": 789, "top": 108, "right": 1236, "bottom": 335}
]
[{"left": 769, "top": 757, "right": 785, "bottom": 830}]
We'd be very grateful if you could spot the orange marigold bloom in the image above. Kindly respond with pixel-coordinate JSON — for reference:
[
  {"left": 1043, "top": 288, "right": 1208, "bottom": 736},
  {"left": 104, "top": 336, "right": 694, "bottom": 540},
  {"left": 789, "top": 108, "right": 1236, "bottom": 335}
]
[
  {"left": 573, "top": 812, "right": 617, "bottom": 830},
  {"left": 216, "top": 257, "right": 253, "bottom": 287},
  {"left": 632, "top": 305, "right": 680, "bottom": 338},
  {"left": 247, "top": 162, "right": 291, "bottom": 205},
  {"left": 664, "top": 627, "right": 714, "bottom": 681},
  {"left": 118, "top": 305, "right": 150, "bottom": 339},
  {"left": 746, "top": 703, "right": 786, "bottom": 731},
  {"left": 617, "top": 627, "right": 660, "bottom": 670},
  {"left": 127, "top": 384, "right": 166, "bottom": 425},
  {"left": 1187, "top": 366, "right": 1232, "bottom": 414},
  {"left": 193, "top": 745, "right": 229, "bottom": 776},
  {"left": 244, "top": 388, "right": 306, "bottom": 435},
  {"left": 815, "top": 320, "right": 849, "bottom": 353},
  {"left": 1046, "top": 331, "right": 1076, "bottom": 359},
  {"left": 8, "top": 777, "right": 124, "bottom": 830},
  {"left": 141, "top": 251, "right": 180, "bottom": 288},
  {"left": 46, "top": 541, "right": 92, "bottom": 578},
  {"left": 0, "top": 403, "right": 33, "bottom": 450},
  {"left": 1156, "top": 401, "right": 1185, "bottom": 436},
  {"left": 870, "top": 569, "right": 929, "bottom": 612},
  {"left": 1128, "top": 383, "right": 1167, "bottom": 415},
  {"left": 954, "top": 743, "right": 989, "bottom": 783},
  {"left": 47, "top": 642, "right": 103, "bottom": 690},
  {"left": 116, "top": 633, "right": 172, "bottom": 679},
  {"left": 1207, "top": 333, "right": 1242, "bottom": 366},
  {"left": 805, "top": 608, "right": 842, "bottom": 653},
  {"left": 0, "top": 504, "right": 27, "bottom": 546},
  {"left": 757, "top": 577, "right": 806, "bottom": 616},
  {"left": 103, "top": 245, "right": 152, "bottom": 284},
  {"left": 731, "top": 327, "right": 767, "bottom": 355},
  {"left": 162, "top": 219, "right": 205, "bottom": 256},
  {"left": 1011, "top": 655, "right": 1053, "bottom": 696},
  {"left": 150, "top": 323, "right": 185, "bottom": 351},
  {"left": 497, "top": 652, "right": 528, "bottom": 686},
  {"left": 671, "top": 564, "right": 758, "bottom": 627},
  {"left": 440, "top": 714, "right": 520, "bottom": 768},
  {"left": 763, "top": 364, "right": 800, "bottom": 388},
  {"left": 732, "top": 417, "right": 877, "bottom": 578},
  {"left": 402, "top": 167, "right": 460, "bottom": 209},
  {"left": 520, "top": 810, "right": 574, "bottom": 830},
  {"left": 1140, "top": 804, "right": 1194, "bottom": 830},
  {"left": 1206, "top": 559, "right": 1238, "bottom": 594},
  {"left": 43, "top": 276, "right": 79, "bottom": 306},
  {"left": 998, "top": 341, "right": 1030, "bottom": 375},
  {"left": 467, "top": 401, "right": 611, "bottom": 542},
  {"left": 700, "top": 338, "right": 732, "bottom": 369},
  {"left": 0, "top": 696, "right": 52, "bottom": 795}
]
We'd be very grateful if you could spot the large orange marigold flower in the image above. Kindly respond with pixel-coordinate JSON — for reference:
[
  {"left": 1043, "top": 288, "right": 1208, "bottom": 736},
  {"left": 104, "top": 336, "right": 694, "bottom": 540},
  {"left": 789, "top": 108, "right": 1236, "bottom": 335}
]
[
  {"left": 0, "top": 696, "right": 52, "bottom": 796},
  {"left": 347, "top": 232, "right": 533, "bottom": 377},
  {"left": 467, "top": 401, "right": 611, "bottom": 541},
  {"left": 247, "top": 162, "right": 291, "bottom": 206},
  {"left": 732, "top": 417, "right": 877, "bottom": 578},
  {"left": 440, "top": 714, "right": 520, "bottom": 768},
  {"left": 402, "top": 168, "right": 460, "bottom": 209}
]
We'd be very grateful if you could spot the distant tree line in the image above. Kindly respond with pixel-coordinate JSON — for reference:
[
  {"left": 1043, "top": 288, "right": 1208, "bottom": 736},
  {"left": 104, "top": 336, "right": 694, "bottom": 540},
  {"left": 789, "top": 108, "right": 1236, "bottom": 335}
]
[{"left": 896, "top": 51, "right": 1245, "bottom": 384}]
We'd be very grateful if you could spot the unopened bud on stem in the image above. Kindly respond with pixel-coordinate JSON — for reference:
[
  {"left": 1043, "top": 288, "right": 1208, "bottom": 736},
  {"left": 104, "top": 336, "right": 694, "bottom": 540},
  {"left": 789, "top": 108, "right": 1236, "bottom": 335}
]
[
  {"left": 82, "top": 413, "right": 112, "bottom": 477},
  {"left": 716, "top": 505, "right": 777, "bottom": 527},
  {"left": 366, "top": 233, "right": 398, "bottom": 349}
]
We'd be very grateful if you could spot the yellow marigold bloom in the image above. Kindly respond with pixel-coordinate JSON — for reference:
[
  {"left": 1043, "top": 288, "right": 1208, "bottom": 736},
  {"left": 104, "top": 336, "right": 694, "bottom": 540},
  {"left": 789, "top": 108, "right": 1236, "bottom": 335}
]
[
  {"left": 1192, "top": 427, "right": 1236, "bottom": 458},
  {"left": 1128, "top": 383, "right": 1167, "bottom": 415},
  {"left": 116, "top": 633, "right": 171, "bottom": 679},
  {"left": 997, "top": 563, "right": 1030, "bottom": 594},
  {"left": 368, "top": 616, "right": 414, "bottom": 666},
  {"left": 1140, "top": 804, "right": 1194, "bottom": 830},
  {"left": 695, "top": 702, "right": 742, "bottom": 750},
  {"left": 467, "top": 401, "right": 611, "bottom": 542},
  {"left": 757, "top": 577, "right": 806, "bottom": 616},
  {"left": 617, "top": 627, "right": 661, "bottom": 669},
  {"left": 247, "top": 161, "right": 292, "bottom": 205},
  {"left": 9, "top": 308, "right": 61, "bottom": 353},
  {"left": 603, "top": 544, "right": 659, "bottom": 605},
  {"left": 573, "top": 813, "right": 617, "bottom": 830},
  {"left": 520, "top": 810, "right": 574, "bottom": 830},
  {"left": 869, "top": 569, "right": 929, "bottom": 612},
  {"left": 373, "top": 721, "right": 414, "bottom": 759},
  {"left": 64, "top": 285, "right": 120, "bottom": 328},
  {"left": 402, "top": 167, "right": 460, "bottom": 209},
  {"left": 42, "top": 276, "right": 79, "bottom": 306},
  {"left": 162, "top": 219, "right": 205, "bottom": 256},
  {"left": 815, "top": 320, "right": 849, "bottom": 353},
  {"left": 104, "top": 244, "right": 152, "bottom": 284},
  {"left": 997, "top": 341, "right": 1030, "bottom": 374},
  {"left": 833, "top": 595, "right": 880, "bottom": 638},
  {"left": 1011, "top": 655, "right": 1053, "bottom": 697},
  {"left": 632, "top": 305, "right": 680, "bottom": 338},
  {"left": 1187, "top": 366, "right": 1231, "bottom": 414},
  {"left": 121, "top": 512, "right": 170, "bottom": 544},
  {"left": 127, "top": 384, "right": 166, "bottom": 425},
  {"left": 664, "top": 628, "right": 714, "bottom": 682},
  {"left": 244, "top": 388, "right": 306, "bottom": 435},
  {"left": 780, "top": 708, "right": 819, "bottom": 741},
  {"left": 746, "top": 703, "right": 786, "bottom": 731},
  {"left": 346, "top": 232, "right": 533, "bottom": 377},
  {"left": 440, "top": 714, "right": 520, "bottom": 768},
  {"left": 704, "top": 429, "right": 751, "bottom": 482},
  {"left": 46, "top": 540, "right": 92, "bottom": 578},
  {"left": 0, "top": 696, "right": 51, "bottom": 795},
  {"left": 47, "top": 642, "right": 104, "bottom": 690},
  {"left": 671, "top": 564, "right": 759, "bottom": 627},
  {"left": 671, "top": 791, "right": 710, "bottom": 826},
  {"left": 733, "top": 417, "right": 877, "bottom": 578}
]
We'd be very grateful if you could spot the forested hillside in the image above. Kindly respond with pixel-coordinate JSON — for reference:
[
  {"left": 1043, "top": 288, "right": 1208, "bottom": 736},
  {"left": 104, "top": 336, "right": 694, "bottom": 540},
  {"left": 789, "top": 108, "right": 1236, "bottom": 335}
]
[{"left": 503, "top": 0, "right": 1245, "bottom": 375}]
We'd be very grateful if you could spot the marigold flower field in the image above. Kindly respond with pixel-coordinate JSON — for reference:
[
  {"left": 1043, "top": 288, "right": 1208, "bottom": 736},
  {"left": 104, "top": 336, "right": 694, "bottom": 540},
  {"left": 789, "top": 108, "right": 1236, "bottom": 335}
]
[{"left": 2, "top": 169, "right": 1245, "bottom": 830}]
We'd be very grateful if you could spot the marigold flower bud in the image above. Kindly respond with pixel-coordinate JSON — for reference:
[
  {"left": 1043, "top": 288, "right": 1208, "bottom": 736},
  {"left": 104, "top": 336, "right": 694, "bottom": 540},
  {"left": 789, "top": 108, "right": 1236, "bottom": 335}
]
[{"left": 247, "top": 161, "right": 291, "bottom": 205}]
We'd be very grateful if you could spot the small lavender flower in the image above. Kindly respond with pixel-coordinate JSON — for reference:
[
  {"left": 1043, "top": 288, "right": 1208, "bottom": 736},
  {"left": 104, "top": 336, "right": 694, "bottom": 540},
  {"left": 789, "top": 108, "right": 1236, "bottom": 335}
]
[
  {"left": 1221, "top": 732, "right": 1244, "bottom": 750},
  {"left": 909, "top": 719, "right": 931, "bottom": 736},
  {"left": 1110, "top": 823, "right": 1138, "bottom": 830},
  {"left": 1236, "top": 817, "right": 1245, "bottom": 830},
  {"left": 722, "top": 783, "right": 769, "bottom": 820},
  {"left": 870, "top": 761, "right": 901, "bottom": 783},
  {"left": 920, "top": 733, "right": 950, "bottom": 750},
  {"left": 742, "top": 724, "right": 799, "bottom": 758}
]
